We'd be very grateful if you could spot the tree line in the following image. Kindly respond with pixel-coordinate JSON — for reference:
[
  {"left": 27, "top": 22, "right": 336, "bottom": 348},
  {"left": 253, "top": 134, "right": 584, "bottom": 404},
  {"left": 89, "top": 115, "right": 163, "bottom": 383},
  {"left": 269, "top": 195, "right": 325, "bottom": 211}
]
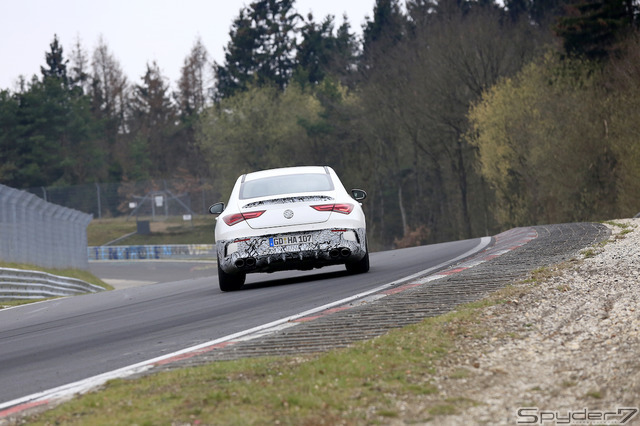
[{"left": 1, "top": 0, "right": 639, "bottom": 249}]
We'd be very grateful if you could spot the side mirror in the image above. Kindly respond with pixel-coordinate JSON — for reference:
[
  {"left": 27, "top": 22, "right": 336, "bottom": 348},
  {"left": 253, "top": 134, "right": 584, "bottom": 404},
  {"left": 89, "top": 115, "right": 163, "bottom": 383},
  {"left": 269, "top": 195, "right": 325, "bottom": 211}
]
[
  {"left": 209, "top": 202, "right": 225, "bottom": 215},
  {"left": 351, "top": 189, "right": 367, "bottom": 201}
]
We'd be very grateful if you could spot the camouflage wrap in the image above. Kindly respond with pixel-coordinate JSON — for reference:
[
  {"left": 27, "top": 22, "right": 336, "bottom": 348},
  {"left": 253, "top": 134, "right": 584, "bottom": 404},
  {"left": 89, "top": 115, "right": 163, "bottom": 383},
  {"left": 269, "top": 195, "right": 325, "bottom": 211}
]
[
  {"left": 217, "top": 228, "right": 367, "bottom": 274},
  {"left": 242, "top": 195, "right": 334, "bottom": 208}
]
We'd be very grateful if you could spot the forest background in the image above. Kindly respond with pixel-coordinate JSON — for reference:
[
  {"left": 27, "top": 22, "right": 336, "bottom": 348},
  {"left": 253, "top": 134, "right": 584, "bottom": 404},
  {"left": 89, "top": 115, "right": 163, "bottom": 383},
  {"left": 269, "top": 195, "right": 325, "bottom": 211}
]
[{"left": 1, "top": 0, "right": 639, "bottom": 250}]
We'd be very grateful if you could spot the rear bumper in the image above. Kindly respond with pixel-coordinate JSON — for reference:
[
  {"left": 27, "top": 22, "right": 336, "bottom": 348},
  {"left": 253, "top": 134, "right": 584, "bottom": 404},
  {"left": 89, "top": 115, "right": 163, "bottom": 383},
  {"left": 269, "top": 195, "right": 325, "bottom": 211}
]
[{"left": 217, "top": 228, "right": 366, "bottom": 274}]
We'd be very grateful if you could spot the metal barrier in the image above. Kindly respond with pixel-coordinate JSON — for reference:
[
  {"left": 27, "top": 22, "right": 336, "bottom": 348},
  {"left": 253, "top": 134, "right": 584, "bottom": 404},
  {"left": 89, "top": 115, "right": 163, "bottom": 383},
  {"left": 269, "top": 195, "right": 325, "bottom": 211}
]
[
  {"left": 0, "top": 184, "right": 93, "bottom": 269},
  {"left": 0, "top": 267, "right": 104, "bottom": 300},
  {"left": 88, "top": 244, "right": 215, "bottom": 261}
]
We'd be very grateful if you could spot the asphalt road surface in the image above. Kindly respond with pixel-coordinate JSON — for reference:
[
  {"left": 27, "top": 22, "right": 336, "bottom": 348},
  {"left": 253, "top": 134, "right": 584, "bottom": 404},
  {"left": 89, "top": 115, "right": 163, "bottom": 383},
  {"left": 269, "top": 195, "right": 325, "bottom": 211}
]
[{"left": 0, "top": 238, "right": 486, "bottom": 406}]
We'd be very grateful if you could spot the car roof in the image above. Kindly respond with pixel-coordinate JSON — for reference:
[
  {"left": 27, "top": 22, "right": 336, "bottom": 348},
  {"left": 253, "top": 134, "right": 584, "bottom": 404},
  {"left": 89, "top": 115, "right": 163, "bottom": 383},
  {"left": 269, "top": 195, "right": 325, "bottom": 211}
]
[{"left": 243, "top": 166, "right": 331, "bottom": 182}]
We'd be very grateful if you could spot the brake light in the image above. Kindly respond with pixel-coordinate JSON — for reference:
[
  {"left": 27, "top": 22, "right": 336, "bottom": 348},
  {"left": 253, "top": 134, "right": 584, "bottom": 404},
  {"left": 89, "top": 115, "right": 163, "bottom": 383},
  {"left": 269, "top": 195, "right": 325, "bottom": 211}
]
[
  {"left": 310, "top": 204, "right": 334, "bottom": 212},
  {"left": 223, "top": 210, "right": 265, "bottom": 226},
  {"left": 333, "top": 204, "right": 354, "bottom": 214},
  {"left": 311, "top": 203, "right": 354, "bottom": 214}
]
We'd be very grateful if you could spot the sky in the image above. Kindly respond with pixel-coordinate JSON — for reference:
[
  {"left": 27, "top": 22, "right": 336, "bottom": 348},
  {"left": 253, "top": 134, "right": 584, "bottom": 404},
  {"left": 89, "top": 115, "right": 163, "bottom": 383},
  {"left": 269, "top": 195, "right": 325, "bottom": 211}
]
[{"left": 0, "top": 0, "right": 376, "bottom": 91}]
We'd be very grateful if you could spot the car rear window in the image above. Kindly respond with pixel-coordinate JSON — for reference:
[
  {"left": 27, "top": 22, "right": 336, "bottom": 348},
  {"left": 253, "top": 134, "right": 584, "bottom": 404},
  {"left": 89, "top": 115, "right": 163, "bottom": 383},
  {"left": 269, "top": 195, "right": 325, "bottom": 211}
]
[{"left": 240, "top": 173, "right": 334, "bottom": 199}]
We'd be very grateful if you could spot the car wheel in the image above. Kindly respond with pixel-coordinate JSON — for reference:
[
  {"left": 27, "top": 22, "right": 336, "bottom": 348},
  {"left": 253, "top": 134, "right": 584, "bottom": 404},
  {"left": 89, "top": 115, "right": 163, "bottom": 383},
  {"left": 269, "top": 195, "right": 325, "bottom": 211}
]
[
  {"left": 346, "top": 248, "right": 370, "bottom": 274},
  {"left": 218, "top": 262, "right": 246, "bottom": 291}
]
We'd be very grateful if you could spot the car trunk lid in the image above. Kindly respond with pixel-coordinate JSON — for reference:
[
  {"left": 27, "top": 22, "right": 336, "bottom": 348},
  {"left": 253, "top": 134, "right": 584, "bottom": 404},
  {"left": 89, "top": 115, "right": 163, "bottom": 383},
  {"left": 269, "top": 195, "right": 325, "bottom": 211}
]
[{"left": 239, "top": 195, "right": 334, "bottom": 229}]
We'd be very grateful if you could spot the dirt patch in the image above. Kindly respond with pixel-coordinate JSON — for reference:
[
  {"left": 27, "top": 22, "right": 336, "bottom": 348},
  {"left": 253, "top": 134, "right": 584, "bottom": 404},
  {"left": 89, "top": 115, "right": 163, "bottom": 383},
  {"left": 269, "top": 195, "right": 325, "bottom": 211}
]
[{"left": 405, "top": 219, "right": 640, "bottom": 425}]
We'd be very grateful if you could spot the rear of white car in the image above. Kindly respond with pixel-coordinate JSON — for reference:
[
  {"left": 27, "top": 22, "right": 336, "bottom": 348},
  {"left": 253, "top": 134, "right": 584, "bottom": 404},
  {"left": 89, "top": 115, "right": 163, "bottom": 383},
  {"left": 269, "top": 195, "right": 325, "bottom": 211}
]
[{"left": 210, "top": 166, "right": 369, "bottom": 291}]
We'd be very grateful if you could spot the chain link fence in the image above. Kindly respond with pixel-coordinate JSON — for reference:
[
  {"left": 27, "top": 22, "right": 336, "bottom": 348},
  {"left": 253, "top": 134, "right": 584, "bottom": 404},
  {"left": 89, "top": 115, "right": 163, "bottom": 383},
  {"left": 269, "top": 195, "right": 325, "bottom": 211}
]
[
  {"left": 0, "top": 184, "right": 93, "bottom": 269},
  {"left": 25, "top": 179, "right": 222, "bottom": 220}
]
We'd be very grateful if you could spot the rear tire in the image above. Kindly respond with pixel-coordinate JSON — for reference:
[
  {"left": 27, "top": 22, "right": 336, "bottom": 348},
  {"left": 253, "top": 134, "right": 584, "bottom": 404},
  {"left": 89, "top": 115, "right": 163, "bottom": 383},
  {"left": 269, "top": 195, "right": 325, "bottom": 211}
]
[
  {"left": 218, "top": 262, "right": 246, "bottom": 292},
  {"left": 346, "top": 249, "right": 370, "bottom": 274}
]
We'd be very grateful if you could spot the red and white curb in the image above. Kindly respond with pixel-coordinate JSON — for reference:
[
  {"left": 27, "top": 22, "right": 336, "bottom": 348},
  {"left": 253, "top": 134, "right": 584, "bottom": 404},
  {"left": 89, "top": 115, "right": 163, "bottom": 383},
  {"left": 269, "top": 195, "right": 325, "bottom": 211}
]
[
  {"left": 384, "top": 227, "right": 538, "bottom": 293},
  {"left": 0, "top": 229, "right": 536, "bottom": 419}
]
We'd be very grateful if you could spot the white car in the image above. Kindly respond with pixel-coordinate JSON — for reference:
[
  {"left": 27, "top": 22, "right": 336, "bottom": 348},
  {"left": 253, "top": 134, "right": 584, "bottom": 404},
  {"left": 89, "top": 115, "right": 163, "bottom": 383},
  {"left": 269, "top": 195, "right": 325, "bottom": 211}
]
[{"left": 209, "top": 166, "right": 369, "bottom": 291}]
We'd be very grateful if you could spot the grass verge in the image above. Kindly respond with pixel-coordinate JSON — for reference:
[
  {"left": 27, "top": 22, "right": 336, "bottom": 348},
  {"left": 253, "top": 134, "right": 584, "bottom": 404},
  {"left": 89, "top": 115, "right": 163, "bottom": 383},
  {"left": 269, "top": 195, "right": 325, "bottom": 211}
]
[
  {"left": 20, "top": 288, "right": 528, "bottom": 425},
  {"left": 88, "top": 216, "right": 214, "bottom": 246}
]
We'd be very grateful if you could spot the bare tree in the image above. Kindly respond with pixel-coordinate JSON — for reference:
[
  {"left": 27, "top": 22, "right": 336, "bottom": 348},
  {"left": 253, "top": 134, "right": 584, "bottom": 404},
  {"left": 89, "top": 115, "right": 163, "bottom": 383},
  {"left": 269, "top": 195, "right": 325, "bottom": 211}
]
[
  {"left": 90, "top": 36, "right": 129, "bottom": 180},
  {"left": 129, "top": 61, "right": 177, "bottom": 178},
  {"left": 173, "top": 38, "right": 212, "bottom": 177},
  {"left": 175, "top": 37, "right": 210, "bottom": 116},
  {"left": 68, "top": 36, "right": 91, "bottom": 94}
]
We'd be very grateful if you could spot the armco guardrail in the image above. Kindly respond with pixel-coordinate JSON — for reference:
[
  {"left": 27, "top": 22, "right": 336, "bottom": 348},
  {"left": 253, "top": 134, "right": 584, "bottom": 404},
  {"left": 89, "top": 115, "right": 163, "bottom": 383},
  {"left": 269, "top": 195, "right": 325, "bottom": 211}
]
[
  {"left": 88, "top": 244, "right": 215, "bottom": 261},
  {"left": 0, "top": 184, "right": 93, "bottom": 269},
  {"left": 0, "top": 267, "right": 104, "bottom": 301}
]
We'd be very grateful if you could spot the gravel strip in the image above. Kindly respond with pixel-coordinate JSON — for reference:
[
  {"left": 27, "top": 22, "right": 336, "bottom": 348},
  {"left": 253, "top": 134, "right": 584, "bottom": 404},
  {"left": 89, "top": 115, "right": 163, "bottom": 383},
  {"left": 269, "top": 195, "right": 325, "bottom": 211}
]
[{"left": 424, "top": 219, "right": 640, "bottom": 425}]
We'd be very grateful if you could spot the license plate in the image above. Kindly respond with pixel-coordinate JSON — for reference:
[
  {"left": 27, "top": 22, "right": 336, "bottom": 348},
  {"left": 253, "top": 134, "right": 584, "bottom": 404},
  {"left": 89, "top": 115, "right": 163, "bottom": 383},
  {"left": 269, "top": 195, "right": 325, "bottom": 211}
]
[{"left": 269, "top": 234, "right": 313, "bottom": 247}]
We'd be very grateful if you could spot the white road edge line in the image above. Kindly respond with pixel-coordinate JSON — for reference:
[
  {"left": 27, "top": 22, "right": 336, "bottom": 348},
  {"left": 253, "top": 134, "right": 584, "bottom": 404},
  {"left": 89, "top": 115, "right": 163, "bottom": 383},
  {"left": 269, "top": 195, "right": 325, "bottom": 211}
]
[{"left": 0, "top": 236, "right": 492, "bottom": 413}]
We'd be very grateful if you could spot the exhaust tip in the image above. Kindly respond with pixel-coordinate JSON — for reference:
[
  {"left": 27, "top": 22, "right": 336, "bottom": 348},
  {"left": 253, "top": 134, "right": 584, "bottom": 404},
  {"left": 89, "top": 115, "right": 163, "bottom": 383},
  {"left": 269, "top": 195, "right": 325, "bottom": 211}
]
[
  {"left": 340, "top": 248, "right": 351, "bottom": 257},
  {"left": 235, "top": 258, "right": 245, "bottom": 268},
  {"left": 329, "top": 249, "right": 340, "bottom": 258},
  {"left": 245, "top": 257, "right": 256, "bottom": 267}
]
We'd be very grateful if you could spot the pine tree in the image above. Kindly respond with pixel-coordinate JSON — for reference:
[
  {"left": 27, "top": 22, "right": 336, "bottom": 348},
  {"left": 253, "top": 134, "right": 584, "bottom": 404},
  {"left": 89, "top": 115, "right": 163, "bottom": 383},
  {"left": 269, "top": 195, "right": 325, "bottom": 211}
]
[
  {"left": 0, "top": 35, "right": 106, "bottom": 188},
  {"left": 556, "top": 0, "right": 636, "bottom": 60},
  {"left": 214, "top": 0, "right": 301, "bottom": 99},
  {"left": 362, "top": 0, "right": 406, "bottom": 67},
  {"left": 0, "top": 90, "right": 20, "bottom": 184},
  {"left": 40, "top": 34, "right": 68, "bottom": 86},
  {"left": 295, "top": 14, "right": 359, "bottom": 86}
]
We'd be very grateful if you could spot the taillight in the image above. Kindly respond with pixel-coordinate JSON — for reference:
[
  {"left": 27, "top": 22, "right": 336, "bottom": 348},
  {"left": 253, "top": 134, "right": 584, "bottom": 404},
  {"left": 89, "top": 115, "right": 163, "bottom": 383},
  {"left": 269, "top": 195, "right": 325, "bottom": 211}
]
[
  {"left": 311, "top": 203, "right": 354, "bottom": 214},
  {"left": 223, "top": 210, "right": 265, "bottom": 226}
]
